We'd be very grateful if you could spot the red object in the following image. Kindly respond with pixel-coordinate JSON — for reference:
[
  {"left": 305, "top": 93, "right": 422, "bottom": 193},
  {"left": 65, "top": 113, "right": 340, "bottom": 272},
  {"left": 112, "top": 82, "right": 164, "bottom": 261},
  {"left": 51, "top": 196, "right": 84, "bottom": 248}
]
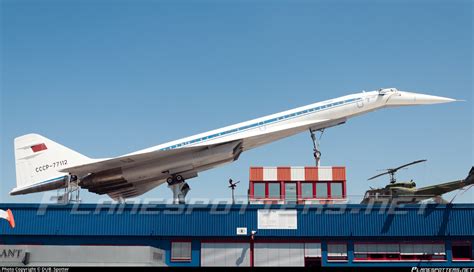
[
  {"left": 249, "top": 166, "right": 347, "bottom": 204},
  {"left": 31, "top": 143, "right": 47, "bottom": 152},
  {"left": 277, "top": 167, "right": 291, "bottom": 181},
  {"left": 332, "top": 167, "right": 346, "bottom": 180},
  {"left": 249, "top": 167, "right": 263, "bottom": 181},
  {"left": 305, "top": 167, "right": 318, "bottom": 180},
  {"left": 7, "top": 209, "right": 15, "bottom": 228}
]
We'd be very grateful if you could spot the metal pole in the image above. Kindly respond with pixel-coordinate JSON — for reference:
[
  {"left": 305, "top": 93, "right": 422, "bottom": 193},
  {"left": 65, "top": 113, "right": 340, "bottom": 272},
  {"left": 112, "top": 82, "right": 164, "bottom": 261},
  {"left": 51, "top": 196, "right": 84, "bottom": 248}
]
[
  {"left": 231, "top": 187, "right": 235, "bottom": 204},
  {"left": 250, "top": 232, "right": 255, "bottom": 267}
]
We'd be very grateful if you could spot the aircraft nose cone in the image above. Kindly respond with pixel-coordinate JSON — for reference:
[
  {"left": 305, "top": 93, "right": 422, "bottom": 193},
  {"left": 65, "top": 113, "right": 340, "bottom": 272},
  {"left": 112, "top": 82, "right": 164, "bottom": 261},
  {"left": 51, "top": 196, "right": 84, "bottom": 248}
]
[
  {"left": 385, "top": 91, "right": 457, "bottom": 106},
  {"left": 413, "top": 93, "right": 456, "bottom": 104}
]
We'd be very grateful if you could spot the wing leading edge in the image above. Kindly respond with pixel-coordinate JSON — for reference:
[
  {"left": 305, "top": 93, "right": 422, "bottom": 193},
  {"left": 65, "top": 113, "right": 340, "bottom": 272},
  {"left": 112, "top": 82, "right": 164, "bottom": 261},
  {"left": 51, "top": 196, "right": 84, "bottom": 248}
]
[{"left": 57, "top": 118, "right": 343, "bottom": 199}]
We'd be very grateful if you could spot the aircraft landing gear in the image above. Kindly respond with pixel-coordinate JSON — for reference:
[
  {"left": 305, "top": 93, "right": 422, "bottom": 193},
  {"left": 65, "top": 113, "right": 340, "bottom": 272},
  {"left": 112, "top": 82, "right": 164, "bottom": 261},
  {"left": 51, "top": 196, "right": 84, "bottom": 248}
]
[
  {"left": 54, "top": 175, "right": 81, "bottom": 204},
  {"left": 166, "top": 174, "right": 190, "bottom": 204},
  {"left": 166, "top": 174, "right": 184, "bottom": 186},
  {"left": 309, "top": 128, "right": 324, "bottom": 167}
]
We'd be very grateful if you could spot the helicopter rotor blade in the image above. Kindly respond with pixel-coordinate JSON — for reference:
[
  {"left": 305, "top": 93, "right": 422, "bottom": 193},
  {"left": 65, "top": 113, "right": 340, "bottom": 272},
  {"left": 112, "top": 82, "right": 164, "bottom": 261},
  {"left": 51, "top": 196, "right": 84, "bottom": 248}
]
[
  {"left": 391, "top": 159, "right": 427, "bottom": 172},
  {"left": 368, "top": 171, "right": 391, "bottom": 181},
  {"left": 367, "top": 159, "right": 427, "bottom": 181}
]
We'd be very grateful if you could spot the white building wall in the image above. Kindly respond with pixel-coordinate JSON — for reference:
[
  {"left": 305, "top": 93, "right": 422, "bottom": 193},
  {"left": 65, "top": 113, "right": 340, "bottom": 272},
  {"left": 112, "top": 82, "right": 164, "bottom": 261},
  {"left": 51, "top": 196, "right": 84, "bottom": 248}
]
[
  {"left": 290, "top": 167, "right": 305, "bottom": 181},
  {"left": 0, "top": 245, "right": 166, "bottom": 267},
  {"left": 263, "top": 167, "right": 278, "bottom": 180},
  {"left": 254, "top": 243, "right": 304, "bottom": 267},
  {"left": 305, "top": 243, "right": 322, "bottom": 257},
  {"left": 201, "top": 243, "right": 250, "bottom": 267},
  {"left": 318, "top": 167, "right": 333, "bottom": 180}
]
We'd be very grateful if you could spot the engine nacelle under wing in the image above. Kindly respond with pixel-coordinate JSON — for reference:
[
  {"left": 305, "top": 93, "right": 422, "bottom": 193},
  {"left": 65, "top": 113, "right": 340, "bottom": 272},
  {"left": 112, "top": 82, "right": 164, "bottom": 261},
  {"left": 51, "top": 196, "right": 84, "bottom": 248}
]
[{"left": 79, "top": 141, "right": 243, "bottom": 196}]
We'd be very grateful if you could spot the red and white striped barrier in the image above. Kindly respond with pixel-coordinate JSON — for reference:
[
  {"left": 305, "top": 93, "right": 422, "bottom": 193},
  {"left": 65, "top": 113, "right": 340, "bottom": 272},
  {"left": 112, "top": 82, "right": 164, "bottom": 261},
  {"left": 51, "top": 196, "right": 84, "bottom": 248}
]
[
  {"left": 250, "top": 166, "right": 346, "bottom": 181},
  {"left": 0, "top": 209, "right": 15, "bottom": 228}
]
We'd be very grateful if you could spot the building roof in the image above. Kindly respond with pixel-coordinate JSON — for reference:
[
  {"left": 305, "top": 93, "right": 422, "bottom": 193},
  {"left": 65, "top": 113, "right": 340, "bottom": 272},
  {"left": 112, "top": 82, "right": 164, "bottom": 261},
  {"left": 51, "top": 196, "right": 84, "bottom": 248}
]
[{"left": 0, "top": 203, "right": 473, "bottom": 238}]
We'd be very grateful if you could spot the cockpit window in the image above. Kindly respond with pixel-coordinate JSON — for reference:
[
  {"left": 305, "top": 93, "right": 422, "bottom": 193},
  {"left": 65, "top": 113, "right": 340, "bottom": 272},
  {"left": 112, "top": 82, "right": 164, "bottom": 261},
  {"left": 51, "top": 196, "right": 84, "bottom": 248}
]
[{"left": 379, "top": 88, "right": 398, "bottom": 95}]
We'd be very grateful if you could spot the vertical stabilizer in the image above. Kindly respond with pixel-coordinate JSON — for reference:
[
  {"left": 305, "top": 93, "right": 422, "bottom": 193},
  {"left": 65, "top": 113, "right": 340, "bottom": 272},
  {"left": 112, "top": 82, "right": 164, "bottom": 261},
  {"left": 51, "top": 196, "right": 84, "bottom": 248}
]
[{"left": 11, "top": 134, "right": 91, "bottom": 195}]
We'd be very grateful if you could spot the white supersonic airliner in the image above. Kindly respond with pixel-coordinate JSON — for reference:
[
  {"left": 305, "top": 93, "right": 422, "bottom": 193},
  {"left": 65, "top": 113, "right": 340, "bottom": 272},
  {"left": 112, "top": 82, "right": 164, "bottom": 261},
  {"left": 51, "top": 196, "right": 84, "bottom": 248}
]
[{"left": 11, "top": 88, "right": 456, "bottom": 201}]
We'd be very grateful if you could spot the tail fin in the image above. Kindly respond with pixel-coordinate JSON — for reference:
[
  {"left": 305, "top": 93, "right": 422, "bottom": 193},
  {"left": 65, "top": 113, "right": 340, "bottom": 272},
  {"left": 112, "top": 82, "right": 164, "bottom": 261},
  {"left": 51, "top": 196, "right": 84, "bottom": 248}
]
[
  {"left": 465, "top": 167, "right": 474, "bottom": 185},
  {"left": 11, "top": 134, "right": 91, "bottom": 195}
]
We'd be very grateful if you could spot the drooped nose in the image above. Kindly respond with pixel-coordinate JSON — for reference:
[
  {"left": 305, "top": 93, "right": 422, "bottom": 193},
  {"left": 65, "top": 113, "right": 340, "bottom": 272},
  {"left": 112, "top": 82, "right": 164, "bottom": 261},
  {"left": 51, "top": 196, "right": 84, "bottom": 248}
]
[{"left": 385, "top": 91, "right": 456, "bottom": 106}]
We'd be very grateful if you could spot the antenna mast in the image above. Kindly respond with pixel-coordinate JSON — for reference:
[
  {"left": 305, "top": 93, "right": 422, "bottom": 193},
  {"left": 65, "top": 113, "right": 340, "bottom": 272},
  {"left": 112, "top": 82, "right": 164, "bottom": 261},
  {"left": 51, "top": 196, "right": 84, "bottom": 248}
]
[{"left": 229, "top": 179, "right": 240, "bottom": 204}]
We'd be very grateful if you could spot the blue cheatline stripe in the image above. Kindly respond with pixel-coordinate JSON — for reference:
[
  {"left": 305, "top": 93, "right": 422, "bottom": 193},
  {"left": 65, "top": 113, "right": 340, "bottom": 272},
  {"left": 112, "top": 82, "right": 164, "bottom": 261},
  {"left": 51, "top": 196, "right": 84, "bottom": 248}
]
[
  {"left": 160, "top": 97, "right": 362, "bottom": 151},
  {"left": 12, "top": 98, "right": 361, "bottom": 194},
  {"left": 15, "top": 176, "right": 67, "bottom": 191}
]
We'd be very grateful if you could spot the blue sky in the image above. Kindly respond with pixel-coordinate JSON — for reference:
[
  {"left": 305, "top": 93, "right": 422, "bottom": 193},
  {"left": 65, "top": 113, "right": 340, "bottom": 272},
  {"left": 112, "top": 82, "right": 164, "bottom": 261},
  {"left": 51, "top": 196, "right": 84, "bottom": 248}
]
[{"left": 1, "top": 0, "right": 472, "bottom": 203}]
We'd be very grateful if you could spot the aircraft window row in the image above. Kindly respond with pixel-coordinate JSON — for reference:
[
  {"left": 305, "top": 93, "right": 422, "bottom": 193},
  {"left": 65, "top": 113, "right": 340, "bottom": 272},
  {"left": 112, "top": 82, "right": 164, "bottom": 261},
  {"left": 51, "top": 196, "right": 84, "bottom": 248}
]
[
  {"left": 265, "top": 118, "right": 278, "bottom": 124},
  {"left": 160, "top": 97, "right": 362, "bottom": 151}
]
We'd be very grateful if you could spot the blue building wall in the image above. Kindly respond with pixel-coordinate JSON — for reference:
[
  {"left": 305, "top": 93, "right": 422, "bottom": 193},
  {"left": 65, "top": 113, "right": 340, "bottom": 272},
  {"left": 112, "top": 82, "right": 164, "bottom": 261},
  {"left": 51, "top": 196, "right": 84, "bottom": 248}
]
[
  {"left": 321, "top": 240, "right": 474, "bottom": 268},
  {"left": 0, "top": 203, "right": 473, "bottom": 267}
]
